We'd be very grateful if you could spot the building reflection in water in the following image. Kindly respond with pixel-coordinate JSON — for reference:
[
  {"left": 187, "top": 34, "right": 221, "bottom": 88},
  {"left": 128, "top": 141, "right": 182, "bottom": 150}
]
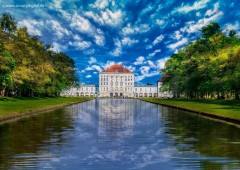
[{"left": 98, "top": 99, "right": 134, "bottom": 142}]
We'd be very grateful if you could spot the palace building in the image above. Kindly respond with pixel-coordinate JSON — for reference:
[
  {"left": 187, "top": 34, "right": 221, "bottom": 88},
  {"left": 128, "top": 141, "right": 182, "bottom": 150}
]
[
  {"left": 60, "top": 64, "right": 173, "bottom": 98},
  {"left": 99, "top": 64, "right": 134, "bottom": 97}
]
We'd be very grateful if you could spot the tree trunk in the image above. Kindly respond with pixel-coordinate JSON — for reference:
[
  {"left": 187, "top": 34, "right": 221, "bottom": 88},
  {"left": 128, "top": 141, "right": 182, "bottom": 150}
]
[{"left": 235, "top": 92, "right": 239, "bottom": 100}]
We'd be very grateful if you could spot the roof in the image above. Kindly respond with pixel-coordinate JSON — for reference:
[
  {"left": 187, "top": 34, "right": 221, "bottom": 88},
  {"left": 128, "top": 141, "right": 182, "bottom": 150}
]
[
  {"left": 157, "top": 74, "right": 170, "bottom": 82},
  {"left": 102, "top": 64, "right": 131, "bottom": 73}
]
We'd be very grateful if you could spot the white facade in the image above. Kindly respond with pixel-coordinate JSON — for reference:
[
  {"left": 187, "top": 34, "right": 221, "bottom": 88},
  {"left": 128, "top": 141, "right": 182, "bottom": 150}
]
[
  {"left": 99, "top": 72, "right": 134, "bottom": 97},
  {"left": 134, "top": 85, "right": 158, "bottom": 98},
  {"left": 60, "top": 64, "right": 173, "bottom": 98},
  {"left": 60, "top": 84, "right": 98, "bottom": 97}
]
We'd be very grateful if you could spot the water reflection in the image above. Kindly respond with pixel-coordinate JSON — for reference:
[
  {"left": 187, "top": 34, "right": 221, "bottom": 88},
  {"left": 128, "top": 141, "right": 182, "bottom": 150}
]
[
  {"left": 98, "top": 99, "right": 134, "bottom": 142},
  {"left": 0, "top": 99, "right": 239, "bottom": 169}
]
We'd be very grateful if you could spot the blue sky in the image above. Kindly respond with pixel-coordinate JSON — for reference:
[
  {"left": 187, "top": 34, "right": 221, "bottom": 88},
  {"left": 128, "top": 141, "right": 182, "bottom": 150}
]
[{"left": 0, "top": 0, "right": 239, "bottom": 85}]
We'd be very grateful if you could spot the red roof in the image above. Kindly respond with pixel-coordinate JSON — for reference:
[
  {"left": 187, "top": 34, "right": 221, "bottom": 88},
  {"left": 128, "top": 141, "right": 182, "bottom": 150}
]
[
  {"left": 102, "top": 64, "right": 131, "bottom": 73},
  {"left": 158, "top": 74, "right": 170, "bottom": 82}
]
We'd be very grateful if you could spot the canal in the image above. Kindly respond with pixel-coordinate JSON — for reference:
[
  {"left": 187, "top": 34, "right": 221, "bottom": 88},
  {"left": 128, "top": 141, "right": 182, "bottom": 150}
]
[{"left": 0, "top": 99, "right": 240, "bottom": 169}]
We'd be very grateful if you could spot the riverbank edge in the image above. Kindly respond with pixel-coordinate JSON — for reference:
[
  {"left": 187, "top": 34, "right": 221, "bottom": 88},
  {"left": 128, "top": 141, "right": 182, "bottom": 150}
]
[
  {"left": 140, "top": 98, "right": 240, "bottom": 125},
  {"left": 0, "top": 97, "right": 94, "bottom": 123}
]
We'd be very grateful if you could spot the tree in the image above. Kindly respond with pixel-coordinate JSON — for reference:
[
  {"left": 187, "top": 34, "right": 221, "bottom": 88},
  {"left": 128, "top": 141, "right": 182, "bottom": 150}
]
[
  {"left": 0, "top": 13, "right": 17, "bottom": 34},
  {"left": 229, "top": 29, "right": 237, "bottom": 37},
  {"left": 161, "top": 22, "right": 240, "bottom": 99},
  {"left": 0, "top": 43, "right": 15, "bottom": 96},
  {"left": 0, "top": 13, "right": 77, "bottom": 97},
  {"left": 201, "top": 22, "right": 221, "bottom": 39}
]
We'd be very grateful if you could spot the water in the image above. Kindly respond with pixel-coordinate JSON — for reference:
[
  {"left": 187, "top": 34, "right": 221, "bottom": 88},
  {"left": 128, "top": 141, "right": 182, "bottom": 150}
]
[{"left": 0, "top": 99, "right": 240, "bottom": 170}]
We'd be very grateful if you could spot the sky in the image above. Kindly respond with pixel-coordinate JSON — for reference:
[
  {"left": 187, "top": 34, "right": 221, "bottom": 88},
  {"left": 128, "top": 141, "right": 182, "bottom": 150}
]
[{"left": 0, "top": 0, "right": 239, "bottom": 85}]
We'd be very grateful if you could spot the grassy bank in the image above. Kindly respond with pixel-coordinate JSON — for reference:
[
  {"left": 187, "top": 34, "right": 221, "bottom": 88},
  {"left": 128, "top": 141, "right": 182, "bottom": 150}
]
[
  {"left": 140, "top": 98, "right": 240, "bottom": 122},
  {"left": 0, "top": 97, "right": 94, "bottom": 121}
]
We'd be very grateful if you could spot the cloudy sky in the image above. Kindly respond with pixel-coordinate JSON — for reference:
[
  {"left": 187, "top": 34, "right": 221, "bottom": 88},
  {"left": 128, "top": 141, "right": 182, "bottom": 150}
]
[{"left": 0, "top": 0, "right": 239, "bottom": 84}]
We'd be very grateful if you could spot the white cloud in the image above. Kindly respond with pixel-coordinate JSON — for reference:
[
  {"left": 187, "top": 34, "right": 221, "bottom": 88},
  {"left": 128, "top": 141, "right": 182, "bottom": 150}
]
[
  {"left": 156, "top": 19, "right": 165, "bottom": 26},
  {"left": 147, "top": 60, "right": 156, "bottom": 68},
  {"left": 86, "top": 75, "right": 92, "bottom": 78},
  {"left": 167, "top": 38, "right": 188, "bottom": 50},
  {"left": 121, "top": 37, "right": 139, "bottom": 46},
  {"left": 122, "top": 24, "right": 150, "bottom": 35},
  {"left": 109, "top": 38, "right": 122, "bottom": 56},
  {"left": 69, "top": 41, "right": 92, "bottom": 50},
  {"left": 171, "top": 30, "right": 182, "bottom": 40},
  {"left": 175, "top": 0, "right": 210, "bottom": 13},
  {"left": 92, "top": 65, "right": 102, "bottom": 72},
  {"left": 135, "top": 71, "right": 160, "bottom": 82},
  {"left": 153, "top": 35, "right": 164, "bottom": 46},
  {"left": 140, "top": 66, "right": 150, "bottom": 74},
  {"left": 156, "top": 57, "right": 170, "bottom": 69},
  {"left": 146, "top": 45, "right": 153, "bottom": 49},
  {"left": 224, "top": 22, "right": 240, "bottom": 31},
  {"left": 180, "top": 9, "right": 224, "bottom": 34},
  {"left": 102, "top": 61, "right": 123, "bottom": 69},
  {"left": 51, "top": 42, "right": 67, "bottom": 52},
  {"left": 196, "top": 12, "right": 201, "bottom": 17},
  {"left": 90, "top": 0, "right": 110, "bottom": 9},
  {"left": 18, "top": 19, "right": 44, "bottom": 36},
  {"left": 52, "top": 0, "right": 63, "bottom": 9},
  {"left": 94, "top": 34, "right": 105, "bottom": 46},
  {"left": 84, "top": 64, "right": 103, "bottom": 72},
  {"left": 70, "top": 13, "right": 94, "bottom": 34},
  {"left": 205, "top": 3, "right": 219, "bottom": 17},
  {"left": 134, "top": 56, "right": 145, "bottom": 65},
  {"left": 85, "top": 66, "right": 93, "bottom": 71},
  {"left": 126, "top": 65, "right": 136, "bottom": 72},
  {"left": 73, "top": 35, "right": 81, "bottom": 41},
  {"left": 85, "top": 9, "right": 123, "bottom": 27},
  {"left": 148, "top": 49, "right": 161, "bottom": 57},
  {"left": 84, "top": 49, "right": 95, "bottom": 55},
  {"left": 88, "top": 57, "right": 97, "bottom": 64},
  {"left": 146, "top": 35, "right": 164, "bottom": 50},
  {"left": 46, "top": 20, "right": 71, "bottom": 39}
]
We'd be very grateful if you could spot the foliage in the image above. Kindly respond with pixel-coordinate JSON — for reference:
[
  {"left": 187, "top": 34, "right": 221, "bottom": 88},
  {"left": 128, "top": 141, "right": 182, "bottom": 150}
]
[
  {"left": 0, "top": 13, "right": 17, "bottom": 34},
  {"left": 0, "top": 13, "right": 76, "bottom": 97},
  {"left": 161, "top": 22, "right": 240, "bottom": 99}
]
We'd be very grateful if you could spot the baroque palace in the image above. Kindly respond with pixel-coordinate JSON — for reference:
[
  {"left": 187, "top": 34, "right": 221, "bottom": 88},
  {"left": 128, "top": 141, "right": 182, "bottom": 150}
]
[{"left": 61, "top": 64, "right": 172, "bottom": 98}]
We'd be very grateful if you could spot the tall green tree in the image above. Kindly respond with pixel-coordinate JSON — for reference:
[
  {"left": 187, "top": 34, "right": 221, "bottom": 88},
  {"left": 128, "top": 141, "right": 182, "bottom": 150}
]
[
  {"left": 0, "top": 43, "right": 15, "bottom": 96},
  {"left": 0, "top": 13, "right": 17, "bottom": 34},
  {"left": 161, "top": 22, "right": 240, "bottom": 99},
  {"left": 0, "top": 13, "right": 77, "bottom": 97},
  {"left": 201, "top": 22, "right": 221, "bottom": 39}
]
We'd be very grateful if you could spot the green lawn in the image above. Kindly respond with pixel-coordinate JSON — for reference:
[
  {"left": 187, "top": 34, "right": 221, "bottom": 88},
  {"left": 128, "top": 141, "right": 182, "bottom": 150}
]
[
  {"left": 0, "top": 97, "right": 94, "bottom": 119},
  {"left": 140, "top": 98, "right": 240, "bottom": 120}
]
